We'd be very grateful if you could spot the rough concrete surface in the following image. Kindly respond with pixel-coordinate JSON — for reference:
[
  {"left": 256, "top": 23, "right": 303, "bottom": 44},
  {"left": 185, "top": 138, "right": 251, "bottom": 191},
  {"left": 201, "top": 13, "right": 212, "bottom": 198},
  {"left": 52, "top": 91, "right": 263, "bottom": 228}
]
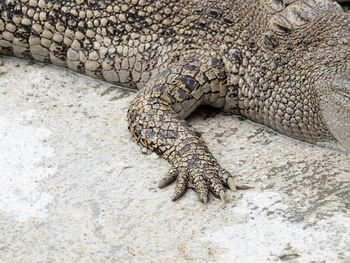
[{"left": 0, "top": 57, "right": 349, "bottom": 262}]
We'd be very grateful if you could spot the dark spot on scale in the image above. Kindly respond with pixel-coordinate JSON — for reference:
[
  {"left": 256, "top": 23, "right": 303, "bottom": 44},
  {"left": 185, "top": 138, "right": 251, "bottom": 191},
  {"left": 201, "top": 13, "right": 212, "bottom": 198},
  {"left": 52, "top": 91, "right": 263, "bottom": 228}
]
[
  {"left": 209, "top": 8, "right": 221, "bottom": 18},
  {"left": 248, "top": 41, "right": 256, "bottom": 49},
  {"left": 159, "top": 69, "right": 171, "bottom": 78},
  {"left": 194, "top": 7, "right": 204, "bottom": 14},
  {"left": 166, "top": 93, "right": 177, "bottom": 104},
  {"left": 166, "top": 130, "right": 178, "bottom": 139},
  {"left": 223, "top": 18, "right": 234, "bottom": 24},
  {"left": 264, "top": 34, "right": 278, "bottom": 49},
  {"left": 179, "top": 143, "right": 191, "bottom": 155},
  {"left": 210, "top": 58, "right": 222, "bottom": 67},
  {"left": 231, "top": 51, "right": 242, "bottom": 64},
  {"left": 286, "top": 44, "right": 293, "bottom": 51},
  {"left": 181, "top": 76, "right": 198, "bottom": 92},
  {"left": 199, "top": 20, "right": 207, "bottom": 27},
  {"left": 154, "top": 147, "right": 166, "bottom": 156},
  {"left": 145, "top": 129, "right": 156, "bottom": 139},
  {"left": 178, "top": 88, "right": 191, "bottom": 100},
  {"left": 183, "top": 65, "right": 197, "bottom": 72},
  {"left": 165, "top": 28, "right": 176, "bottom": 37}
]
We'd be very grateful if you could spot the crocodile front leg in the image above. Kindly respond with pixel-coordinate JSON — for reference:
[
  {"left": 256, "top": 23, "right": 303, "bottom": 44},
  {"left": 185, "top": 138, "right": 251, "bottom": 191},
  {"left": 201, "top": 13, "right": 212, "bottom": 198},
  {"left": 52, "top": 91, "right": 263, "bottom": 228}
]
[{"left": 127, "top": 54, "right": 236, "bottom": 204}]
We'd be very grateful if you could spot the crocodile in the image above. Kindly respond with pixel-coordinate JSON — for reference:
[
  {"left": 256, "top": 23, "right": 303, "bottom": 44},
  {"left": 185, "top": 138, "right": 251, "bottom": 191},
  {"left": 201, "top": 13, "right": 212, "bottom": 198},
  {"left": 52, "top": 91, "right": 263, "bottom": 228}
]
[{"left": 1, "top": 0, "right": 350, "bottom": 204}]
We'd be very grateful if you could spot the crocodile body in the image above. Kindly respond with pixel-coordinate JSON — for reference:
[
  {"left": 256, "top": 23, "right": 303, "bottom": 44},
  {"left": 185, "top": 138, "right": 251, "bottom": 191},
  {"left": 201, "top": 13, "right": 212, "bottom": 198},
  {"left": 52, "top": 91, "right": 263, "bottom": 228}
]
[{"left": 1, "top": 0, "right": 350, "bottom": 203}]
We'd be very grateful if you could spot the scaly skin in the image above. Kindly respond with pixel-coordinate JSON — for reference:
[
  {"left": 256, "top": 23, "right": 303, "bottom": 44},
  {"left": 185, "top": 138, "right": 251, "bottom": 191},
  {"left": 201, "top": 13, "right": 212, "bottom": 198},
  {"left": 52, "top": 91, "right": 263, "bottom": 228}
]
[{"left": 1, "top": 0, "right": 350, "bottom": 204}]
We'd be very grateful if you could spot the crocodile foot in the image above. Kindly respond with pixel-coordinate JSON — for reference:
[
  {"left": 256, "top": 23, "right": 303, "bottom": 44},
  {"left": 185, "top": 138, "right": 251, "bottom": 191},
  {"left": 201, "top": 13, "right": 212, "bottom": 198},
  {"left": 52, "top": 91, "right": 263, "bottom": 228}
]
[{"left": 158, "top": 158, "right": 236, "bottom": 204}]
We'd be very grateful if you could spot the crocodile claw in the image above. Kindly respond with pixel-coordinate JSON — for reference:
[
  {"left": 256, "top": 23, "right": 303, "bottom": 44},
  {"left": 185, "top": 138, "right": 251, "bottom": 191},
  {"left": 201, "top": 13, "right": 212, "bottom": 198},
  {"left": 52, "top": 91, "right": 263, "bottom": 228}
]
[
  {"left": 171, "top": 172, "right": 189, "bottom": 201},
  {"left": 219, "top": 190, "right": 226, "bottom": 205},
  {"left": 219, "top": 168, "right": 237, "bottom": 192},
  {"left": 227, "top": 177, "right": 237, "bottom": 192},
  {"left": 158, "top": 167, "right": 178, "bottom": 188},
  {"left": 159, "top": 160, "right": 237, "bottom": 204},
  {"left": 202, "top": 194, "right": 208, "bottom": 205}
]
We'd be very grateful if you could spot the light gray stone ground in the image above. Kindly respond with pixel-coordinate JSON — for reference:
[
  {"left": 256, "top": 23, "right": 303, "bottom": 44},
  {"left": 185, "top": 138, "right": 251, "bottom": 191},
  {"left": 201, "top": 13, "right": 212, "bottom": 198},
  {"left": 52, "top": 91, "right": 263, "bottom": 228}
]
[{"left": 0, "top": 56, "right": 349, "bottom": 262}]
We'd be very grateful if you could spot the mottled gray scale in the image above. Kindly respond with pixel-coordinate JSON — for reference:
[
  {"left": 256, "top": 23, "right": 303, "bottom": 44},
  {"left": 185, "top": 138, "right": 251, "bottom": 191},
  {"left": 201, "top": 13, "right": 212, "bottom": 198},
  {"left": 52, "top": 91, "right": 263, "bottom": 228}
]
[{"left": 265, "top": 0, "right": 284, "bottom": 12}]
